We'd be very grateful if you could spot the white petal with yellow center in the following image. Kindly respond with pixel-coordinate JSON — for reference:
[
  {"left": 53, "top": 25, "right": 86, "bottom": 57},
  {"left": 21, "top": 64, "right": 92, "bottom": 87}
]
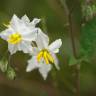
[
  {"left": 26, "top": 56, "right": 52, "bottom": 80},
  {"left": 26, "top": 33, "right": 62, "bottom": 80},
  {"left": 0, "top": 14, "right": 38, "bottom": 54}
]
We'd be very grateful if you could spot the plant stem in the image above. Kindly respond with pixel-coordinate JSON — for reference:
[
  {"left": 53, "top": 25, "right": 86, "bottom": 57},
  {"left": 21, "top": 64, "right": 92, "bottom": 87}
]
[
  {"left": 68, "top": 11, "right": 80, "bottom": 96},
  {"left": 58, "top": 0, "right": 81, "bottom": 95}
]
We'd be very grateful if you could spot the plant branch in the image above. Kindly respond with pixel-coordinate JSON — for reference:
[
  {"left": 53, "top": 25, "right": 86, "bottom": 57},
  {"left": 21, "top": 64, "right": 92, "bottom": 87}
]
[
  {"left": 68, "top": 6, "right": 80, "bottom": 96},
  {"left": 59, "top": 0, "right": 81, "bottom": 96}
]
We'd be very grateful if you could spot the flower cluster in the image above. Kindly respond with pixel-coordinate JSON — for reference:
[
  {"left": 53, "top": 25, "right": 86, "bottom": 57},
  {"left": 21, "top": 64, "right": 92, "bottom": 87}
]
[{"left": 0, "top": 15, "right": 62, "bottom": 80}]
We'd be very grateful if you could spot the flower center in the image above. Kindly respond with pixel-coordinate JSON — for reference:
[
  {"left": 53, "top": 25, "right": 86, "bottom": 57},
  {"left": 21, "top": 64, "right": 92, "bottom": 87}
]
[
  {"left": 8, "top": 33, "right": 22, "bottom": 44},
  {"left": 37, "top": 49, "right": 54, "bottom": 64}
]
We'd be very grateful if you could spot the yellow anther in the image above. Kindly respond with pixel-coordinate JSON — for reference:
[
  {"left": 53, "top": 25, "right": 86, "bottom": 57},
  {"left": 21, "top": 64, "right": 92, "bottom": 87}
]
[
  {"left": 37, "top": 49, "right": 54, "bottom": 64},
  {"left": 37, "top": 51, "right": 43, "bottom": 62},
  {"left": 7, "top": 33, "right": 22, "bottom": 44},
  {"left": 46, "top": 53, "right": 54, "bottom": 63},
  {"left": 44, "top": 52, "right": 49, "bottom": 64}
]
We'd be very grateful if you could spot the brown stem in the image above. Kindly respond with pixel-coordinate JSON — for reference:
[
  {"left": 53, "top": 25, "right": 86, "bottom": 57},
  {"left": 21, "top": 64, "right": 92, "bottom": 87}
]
[
  {"left": 75, "top": 64, "right": 80, "bottom": 96},
  {"left": 53, "top": 0, "right": 81, "bottom": 95},
  {"left": 68, "top": 12, "right": 80, "bottom": 96}
]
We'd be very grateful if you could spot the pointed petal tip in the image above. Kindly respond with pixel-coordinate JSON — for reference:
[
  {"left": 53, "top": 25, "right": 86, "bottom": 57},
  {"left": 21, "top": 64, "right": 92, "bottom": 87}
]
[
  {"left": 32, "top": 18, "right": 41, "bottom": 25},
  {"left": 43, "top": 77, "right": 47, "bottom": 80},
  {"left": 26, "top": 67, "right": 31, "bottom": 72},
  {"left": 23, "top": 14, "right": 28, "bottom": 17},
  {"left": 12, "top": 14, "right": 18, "bottom": 18},
  {"left": 58, "top": 39, "right": 62, "bottom": 45},
  {"left": 21, "top": 14, "right": 29, "bottom": 21},
  {"left": 57, "top": 66, "right": 60, "bottom": 70},
  {"left": 42, "top": 74, "right": 47, "bottom": 80},
  {"left": 34, "top": 18, "right": 41, "bottom": 21}
]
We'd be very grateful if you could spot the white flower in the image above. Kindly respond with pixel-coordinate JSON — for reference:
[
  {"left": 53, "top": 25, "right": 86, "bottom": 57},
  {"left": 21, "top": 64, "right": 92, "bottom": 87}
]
[
  {"left": 26, "top": 35, "right": 62, "bottom": 80},
  {"left": 0, "top": 14, "right": 38, "bottom": 55},
  {"left": 21, "top": 15, "right": 41, "bottom": 29},
  {"left": 21, "top": 15, "right": 49, "bottom": 48}
]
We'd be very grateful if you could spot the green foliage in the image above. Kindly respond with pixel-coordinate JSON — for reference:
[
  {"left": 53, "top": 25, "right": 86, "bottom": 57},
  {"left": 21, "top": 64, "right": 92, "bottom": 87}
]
[
  {"left": 68, "top": 55, "right": 89, "bottom": 66},
  {"left": 82, "top": 4, "right": 96, "bottom": 20},
  {"left": 6, "top": 66, "right": 16, "bottom": 80},
  {"left": 68, "top": 56, "right": 78, "bottom": 66},
  {"left": 0, "top": 58, "right": 16, "bottom": 80},
  {"left": 0, "top": 59, "right": 8, "bottom": 72},
  {"left": 81, "top": 17, "right": 96, "bottom": 58}
]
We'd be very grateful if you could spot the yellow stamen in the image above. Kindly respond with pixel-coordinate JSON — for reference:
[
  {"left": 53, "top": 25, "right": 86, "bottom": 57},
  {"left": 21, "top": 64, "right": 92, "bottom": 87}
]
[
  {"left": 7, "top": 33, "right": 22, "bottom": 44},
  {"left": 37, "top": 51, "right": 43, "bottom": 62},
  {"left": 43, "top": 51, "right": 49, "bottom": 64},
  {"left": 37, "top": 49, "right": 54, "bottom": 64},
  {"left": 46, "top": 53, "right": 54, "bottom": 63}
]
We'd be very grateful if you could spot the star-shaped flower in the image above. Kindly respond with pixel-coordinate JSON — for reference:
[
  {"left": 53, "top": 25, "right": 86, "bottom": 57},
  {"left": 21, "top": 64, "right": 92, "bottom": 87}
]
[
  {"left": 21, "top": 15, "right": 49, "bottom": 48},
  {"left": 0, "top": 15, "right": 38, "bottom": 55},
  {"left": 26, "top": 34, "right": 62, "bottom": 80}
]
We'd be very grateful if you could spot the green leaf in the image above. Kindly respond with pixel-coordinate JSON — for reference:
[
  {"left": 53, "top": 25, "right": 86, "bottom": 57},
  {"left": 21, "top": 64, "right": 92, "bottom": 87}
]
[
  {"left": 0, "top": 59, "right": 8, "bottom": 72},
  {"left": 68, "top": 55, "right": 89, "bottom": 66},
  {"left": 6, "top": 66, "right": 16, "bottom": 80},
  {"left": 81, "top": 17, "right": 96, "bottom": 58},
  {"left": 68, "top": 56, "right": 78, "bottom": 66}
]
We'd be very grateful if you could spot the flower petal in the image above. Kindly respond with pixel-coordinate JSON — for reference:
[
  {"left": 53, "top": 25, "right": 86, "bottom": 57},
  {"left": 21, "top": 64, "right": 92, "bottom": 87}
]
[
  {"left": 8, "top": 44, "right": 18, "bottom": 55},
  {"left": 39, "top": 62, "right": 52, "bottom": 80},
  {"left": 31, "top": 47, "right": 39, "bottom": 55},
  {"left": 18, "top": 41, "right": 33, "bottom": 53},
  {"left": 48, "top": 39, "right": 62, "bottom": 53},
  {"left": 30, "top": 18, "right": 41, "bottom": 27},
  {"left": 21, "top": 15, "right": 30, "bottom": 24},
  {"left": 36, "top": 28, "right": 49, "bottom": 49},
  {"left": 11, "top": 15, "right": 30, "bottom": 34},
  {"left": 22, "top": 28, "right": 38, "bottom": 42},
  {"left": 10, "top": 14, "right": 21, "bottom": 31},
  {"left": 51, "top": 53, "right": 60, "bottom": 70},
  {"left": 26, "top": 56, "right": 39, "bottom": 72},
  {"left": 0, "top": 28, "right": 15, "bottom": 40}
]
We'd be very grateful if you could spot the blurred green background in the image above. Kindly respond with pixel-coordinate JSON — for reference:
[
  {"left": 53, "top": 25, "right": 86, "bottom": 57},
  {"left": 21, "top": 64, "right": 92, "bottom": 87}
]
[{"left": 0, "top": 0, "right": 96, "bottom": 96}]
